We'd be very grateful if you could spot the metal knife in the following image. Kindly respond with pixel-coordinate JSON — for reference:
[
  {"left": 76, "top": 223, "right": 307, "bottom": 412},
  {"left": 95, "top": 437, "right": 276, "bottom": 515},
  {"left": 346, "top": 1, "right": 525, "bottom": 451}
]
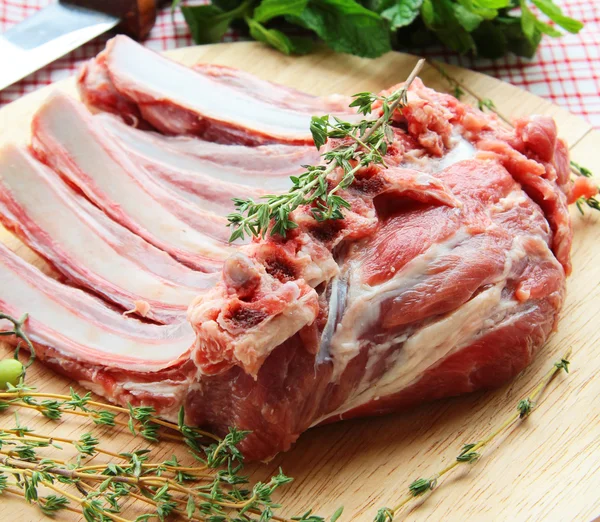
[{"left": 0, "top": 0, "right": 161, "bottom": 92}]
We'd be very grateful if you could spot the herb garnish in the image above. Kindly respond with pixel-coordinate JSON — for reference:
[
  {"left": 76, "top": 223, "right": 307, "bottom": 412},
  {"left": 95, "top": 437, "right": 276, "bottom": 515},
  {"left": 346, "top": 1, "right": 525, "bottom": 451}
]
[
  {"left": 173, "top": 0, "right": 584, "bottom": 60},
  {"left": 0, "top": 313, "right": 344, "bottom": 521},
  {"left": 227, "top": 59, "right": 425, "bottom": 242},
  {"left": 374, "top": 348, "right": 572, "bottom": 519}
]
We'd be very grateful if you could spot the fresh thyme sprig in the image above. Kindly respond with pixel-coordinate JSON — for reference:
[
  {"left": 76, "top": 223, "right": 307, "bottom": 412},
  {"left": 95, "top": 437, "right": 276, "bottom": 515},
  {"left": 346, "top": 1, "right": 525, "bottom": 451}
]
[
  {"left": 0, "top": 317, "right": 342, "bottom": 521},
  {"left": 0, "top": 400, "right": 340, "bottom": 522},
  {"left": 227, "top": 59, "right": 425, "bottom": 242},
  {"left": 0, "top": 312, "right": 35, "bottom": 369},
  {"left": 0, "top": 382, "right": 217, "bottom": 445},
  {"left": 374, "top": 348, "right": 572, "bottom": 520}
]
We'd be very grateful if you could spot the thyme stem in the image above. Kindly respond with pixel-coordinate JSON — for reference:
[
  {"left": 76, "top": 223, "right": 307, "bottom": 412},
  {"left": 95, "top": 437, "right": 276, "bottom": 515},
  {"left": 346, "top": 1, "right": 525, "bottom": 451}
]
[
  {"left": 380, "top": 348, "right": 572, "bottom": 519},
  {"left": 227, "top": 59, "right": 425, "bottom": 241},
  {"left": 0, "top": 312, "right": 35, "bottom": 368}
]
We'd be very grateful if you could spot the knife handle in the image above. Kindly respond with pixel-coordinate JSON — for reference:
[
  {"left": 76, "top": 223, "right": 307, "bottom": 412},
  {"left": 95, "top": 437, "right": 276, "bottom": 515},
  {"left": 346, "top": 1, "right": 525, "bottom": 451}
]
[{"left": 63, "top": 0, "right": 162, "bottom": 40}]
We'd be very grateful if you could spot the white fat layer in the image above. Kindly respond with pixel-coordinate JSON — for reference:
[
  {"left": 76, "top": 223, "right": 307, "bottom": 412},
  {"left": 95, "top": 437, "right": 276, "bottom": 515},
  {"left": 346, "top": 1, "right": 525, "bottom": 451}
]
[
  {"left": 319, "top": 277, "right": 340, "bottom": 362},
  {"left": 122, "top": 380, "right": 189, "bottom": 397},
  {"left": 0, "top": 146, "right": 200, "bottom": 307},
  {"left": 107, "top": 36, "right": 311, "bottom": 138},
  {"left": 438, "top": 137, "right": 476, "bottom": 169},
  {"left": 329, "top": 226, "right": 468, "bottom": 378},
  {"left": 98, "top": 115, "right": 294, "bottom": 191},
  {"left": 0, "top": 244, "right": 194, "bottom": 370},
  {"left": 36, "top": 95, "right": 230, "bottom": 260}
]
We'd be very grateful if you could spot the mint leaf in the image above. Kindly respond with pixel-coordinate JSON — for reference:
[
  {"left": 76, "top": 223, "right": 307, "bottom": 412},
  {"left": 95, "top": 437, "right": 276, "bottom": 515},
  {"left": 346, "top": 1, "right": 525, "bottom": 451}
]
[
  {"left": 421, "top": 0, "right": 476, "bottom": 53},
  {"left": 254, "top": 0, "right": 308, "bottom": 23},
  {"left": 246, "top": 18, "right": 295, "bottom": 54},
  {"left": 531, "top": 0, "right": 583, "bottom": 33},
  {"left": 499, "top": 15, "right": 542, "bottom": 57},
  {"left": 381, "top": 0, "right": 424, "bottom": 30},
  {"left": 421, "top": 0, "right": 436, "bottom": 28},
  {"left": 181, "top": 1, "right": 250, "bottom": 44},
  {"left": 295, "top": 0, "right": 391, "bottom": 58},
  {"left": 473, "top": 20, "right": 507, "bottom": 58},
  {"left": 453, "top": 3, "right": 483, "bottom": 31},
  {"left": 472, "top": 0, "right": 510, "bottom": 8},
  {"left": 462, "top": 0, "right": 502, "bottom": 20},
  {"left": 519, "top": 0, "right": 537, "bottom": 41},
  {"left": 288, "top": 36, "right": 315, "bottom": 54},
  {"left": 535, "top": 18, "right": 562, "bottom": 37},
  {"left": 181, "top": 5, "right": 232, "bottom": 44}
]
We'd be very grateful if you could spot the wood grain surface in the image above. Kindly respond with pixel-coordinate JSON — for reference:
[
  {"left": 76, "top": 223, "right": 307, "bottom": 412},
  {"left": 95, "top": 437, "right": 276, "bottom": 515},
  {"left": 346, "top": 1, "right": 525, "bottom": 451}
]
[{"left": 0, "top": 42, "right": 599, "bottom": 522}]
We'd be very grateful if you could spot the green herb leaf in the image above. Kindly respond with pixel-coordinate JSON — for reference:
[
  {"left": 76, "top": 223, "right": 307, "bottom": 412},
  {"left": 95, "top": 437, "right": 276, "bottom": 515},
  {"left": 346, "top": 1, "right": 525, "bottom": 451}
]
[
  {"left": 409, "top": 476, "right": 437, "bottom": 496},
  {"left": 331, "top": 506, "right": 344, "bottom": 521},
  {"left": 531, "top": 0, "right": 583, "bottom": 33},
  {"left": 294, "top": 0, "right": 392, "bottom": 58},
  {"left": 519, "top": 0, "right": 538, "bottom": 41},
  {"left": 254, "top": 0, "right": 308, "bottom": 23},
  {"left": 535, "top": 18, "right": 562, "bottom": 37},
  {"left": 555, "top": 358, "right": 570, "bottom": 373},
  {"left": 381, "top": 0, "right": 424, "bottom": 30},
  {"left": 421, "top": 0, "right": 476, "bottom": 53},
  {"left": 181, "top": 5, "right": 232, "bottom": 44},
  {"left": 181, "top": 1, "right": 250, "bottom": 44},
  {"left": 499, "top": 14, "right": 542, "bottom": 58},
  {"left": 374, "top": 507, "right": 394, "bottom": 522},
  {"left": 453, "top": 3, "right": 484, "bottom": 32},
  {"left": 517, "top": 398, "right": 533, "bottom": 418},
  {"left": 472, "top": 0, "right": 510, "bottom": 8},
  {"left": 473, "top": 20, "right": 507, "bottom": 58},
  {"left": 246, "top": 17, "right": 296, "bottom": 54}
]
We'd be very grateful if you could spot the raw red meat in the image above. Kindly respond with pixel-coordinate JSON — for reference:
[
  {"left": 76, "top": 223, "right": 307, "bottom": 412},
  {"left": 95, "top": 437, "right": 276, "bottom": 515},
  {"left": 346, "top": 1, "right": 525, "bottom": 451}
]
[
  {"left": 185, "top": 80, "right": 571, "bottom": 459},
  {"left": 78, "top": 36, "right": 357, "bottom": 145},
  {"left": 0, "top": 67, "right": 577, "bottom": 461},
  {"left": 31, "top": 93, "right": 235, "bottom": 272},
  {"left": 0, "top": 145, "right": 216, "bottom": 323}
]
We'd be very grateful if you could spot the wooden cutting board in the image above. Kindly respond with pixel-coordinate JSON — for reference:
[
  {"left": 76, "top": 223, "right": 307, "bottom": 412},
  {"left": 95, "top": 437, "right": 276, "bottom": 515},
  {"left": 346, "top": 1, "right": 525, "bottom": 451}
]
[{"left": 0, "top": 42, "right": 599, "bottom": 522}]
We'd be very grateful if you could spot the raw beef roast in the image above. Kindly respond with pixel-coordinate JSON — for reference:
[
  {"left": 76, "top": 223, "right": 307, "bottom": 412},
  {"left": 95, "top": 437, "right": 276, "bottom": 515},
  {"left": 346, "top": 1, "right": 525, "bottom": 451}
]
[{"left": 0, "top": 36, "right": 592, "bottom": 461}]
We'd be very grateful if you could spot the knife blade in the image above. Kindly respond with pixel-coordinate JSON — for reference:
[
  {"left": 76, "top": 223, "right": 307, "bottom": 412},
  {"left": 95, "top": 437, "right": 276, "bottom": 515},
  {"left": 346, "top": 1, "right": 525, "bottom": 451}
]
[{"left": 0, "top": 0, "right": 161, "bottom": 92}]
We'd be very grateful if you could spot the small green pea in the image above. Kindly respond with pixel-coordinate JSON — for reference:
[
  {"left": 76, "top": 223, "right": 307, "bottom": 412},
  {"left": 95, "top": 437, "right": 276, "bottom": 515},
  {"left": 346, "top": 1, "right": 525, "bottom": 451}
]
[{"left": 0, "top": 358, "right": 24, "bottom": 389}]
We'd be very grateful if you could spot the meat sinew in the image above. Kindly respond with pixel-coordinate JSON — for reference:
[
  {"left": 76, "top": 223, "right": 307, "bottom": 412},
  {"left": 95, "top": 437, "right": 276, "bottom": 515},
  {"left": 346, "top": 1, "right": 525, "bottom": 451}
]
[{"left": 0, "top": 52, "right": 580, "bottom": 462}]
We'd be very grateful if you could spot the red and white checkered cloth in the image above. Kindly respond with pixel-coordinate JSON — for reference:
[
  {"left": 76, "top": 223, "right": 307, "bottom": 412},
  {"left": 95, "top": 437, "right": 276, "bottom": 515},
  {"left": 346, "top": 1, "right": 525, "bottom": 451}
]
[{"left": 1, "top": 0, "right": 599, "bottom": 128}]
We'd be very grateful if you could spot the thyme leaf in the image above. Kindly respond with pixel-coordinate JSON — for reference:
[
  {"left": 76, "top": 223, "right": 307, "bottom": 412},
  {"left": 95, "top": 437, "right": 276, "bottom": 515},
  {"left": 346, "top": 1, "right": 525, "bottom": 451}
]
[
  {"left": 375, "top": 348, "right": 572, "bottom": 519},
  {"left": 227, "top": 59, "right": 425, "bottom": 242}
]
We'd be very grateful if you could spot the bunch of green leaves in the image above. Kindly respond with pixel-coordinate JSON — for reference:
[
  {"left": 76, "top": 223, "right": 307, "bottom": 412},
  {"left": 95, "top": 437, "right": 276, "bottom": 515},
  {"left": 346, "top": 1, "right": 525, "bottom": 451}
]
[{"left": 172, "top": 0, "right": 583, "bottom": 59}]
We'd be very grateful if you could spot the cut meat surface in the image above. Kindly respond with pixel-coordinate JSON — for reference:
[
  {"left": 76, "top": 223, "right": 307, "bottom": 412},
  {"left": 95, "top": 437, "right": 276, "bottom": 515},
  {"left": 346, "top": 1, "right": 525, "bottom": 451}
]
[
  {"left": 0, "top": 64, "right": 578, "bottom": 462},
  {"left": 184, "top": 80, "right": 571, "bottom": 460},
  {"left": 192, "top": 63, "right": 353, "bottom": 115},
  {"left": 0, "top": 144, "right": 216, "bottom": 323},
  {"left": 78, "top": 36, "right": 356, "bottom": 145},
  {"left": 31, "top": 93, "right": 235, "bottom": 272}
]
